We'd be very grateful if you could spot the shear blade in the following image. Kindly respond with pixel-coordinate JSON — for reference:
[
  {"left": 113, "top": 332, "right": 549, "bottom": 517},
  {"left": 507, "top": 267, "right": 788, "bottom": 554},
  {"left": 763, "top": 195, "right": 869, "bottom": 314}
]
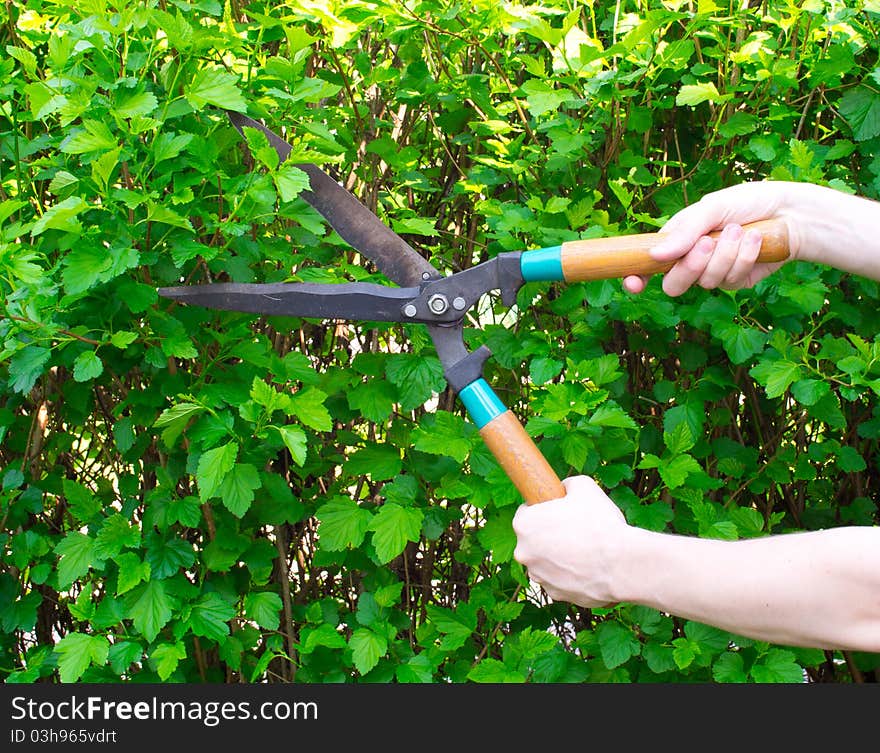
[
  {"left": 158, "top": 281, "right": 420, "bottom": 323},
  {"left": 226, "top": 111, "right": 440, "bottom": 288}
]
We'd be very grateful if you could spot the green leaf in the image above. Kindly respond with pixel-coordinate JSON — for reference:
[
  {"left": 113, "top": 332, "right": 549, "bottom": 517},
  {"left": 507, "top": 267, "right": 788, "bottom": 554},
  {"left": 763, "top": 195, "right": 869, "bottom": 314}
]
[
  {"left": 412, "top": 412, "right": 473, "bottom": 462},
  {"left": 750, "top": 357, "right": 802, "bottom": 398},
  {"left": 425, "top": 604, "right": 476, "bottom": 650},
  {"left": 357, "top": 593, "right": 383, "bottom": 627},
  {"left": 8, "top": 346, "right": 50, "bottom": 394},
  {"left": 31, "top": 196, "right": 89, "bottom": 236},
  {"left": 467, "top": 658, "right": 526, "bottom": 683},
  {"left": 643, "top": 641, "right": 677, "bottom": 675},
  {"left": 391, "top": 216, "right": 437, "bottom": 236},
  {"left": 154, "top": 401, "right": 203, "bottom": 446},
  {"left": 276, "top": 425, "right": 308, "bottom": 465},
  {"left": 145, "top": 201, "right": 193, "bottom": 231},
  {"left": 250, "top": 377, "right": 285, "bottom": 413},
  {"left": 186, "top": 593, "right": 234, "bottom": 642},
  {"left": 750, "top": 648, "right": 804, "bottom": 683},
  {"left": 62, "top": 245, "right": 113, "bottom": 294},
  {"left": 521, "top": 79, "right": 569, "bottom": 116},
  {"left": 349, "top": 628, "right": 388, "bottom": 675},
  {"left": 347, "top": 379, "right": 397, "bottom": 423},
  {"left": 55, "top": 633, "right": 109, "bottom": 682},
  {"left": 839, "top": 86, "right": 880, "bottom": 141},
  {"left": 713, "top": 321, "right": 768, "bottom": 364},
  {"left": 837, "top": 446, "right": 866, "bottom": 472},
  {"left": 91, "top": 146, "right": 121, "bottom": 188},
  {"left": 676, "top": 82, "right": 723, "bottom": 106},
  {"left": 94, "top": 514, "right": 140, "bottom": 559},
  {"left": 625, "top": 500, "right": 674, "bottom": 531},
  {"left": 596, "top": 622, "right": 640, "bottom": 669},
  {"left": 55, "top": 532, "right": 97, "bottom": 588},
  {"left": 126, "top": 580, "right": 173, "bottom": 642},
  {"left": 664, "top": 422, "right": 695, "bottom": 456},
  {"left": 114, "top": 553, "right": 151, "bottom": 596},
  {"left": 60, "top": 120, "right": 117, "bottom": 155},
  {"left": 346, "top": 445, "right": 403, "bottom": 481},
  {"left": 184, "top": 68, "right": 247, "bottom": 112},
  {"left": 152, "top": 132, "right": 193, "bottom": 164},
  {"left": 274, "top": 164, "right": 311, "bottom": 202},
  {"left": 196, "top": 441, "right": 238, "bottom": 501},
  {"left": 244, "top": 592, "right": 283, "bottom": 629},
  {"left": 108, "top": 641, "right": 143, "bottom": 675},
  {"left": 368, "top": 503, "right": 424, "bottom": 563},
  {"left": 530, "top": 356, "right": 564, "bottom": 386},
  {"left": 301, "top": 624, "right": 347, "bottom": 653},
  {"left": 791, "top": 378, "right": 830, "bottom": 406},
  {"left": 684, "top": 621, "right": 731, "bottom": 653},
  {"left": 396, "top": 654, "right": 434, "bottom": 683},
  {"left": 511, "top": 627, "right": 559, "bottom": 659},
  {"left": 288, "top": 388, "right": 333, "bottom": 431},
  {"left": 374, "top": 582, "right": 404, "bottom": 608},
  {"left": 110, "top": 331, "right": 138, "bottom": 349},
  {"left": 712, "top": 652, "right": 747, "bottom": 683},
  {"left": 118, "top": 280, "right": 158, "bottom": 312},
  {"left": 658, "top": 454, "right": 702, "bottom": 489},
  {"left": 385, "top": 355, "right": 445, "bottom": 410},
  {"left": 116, "top": 90, "right": 158, "bottom": 119},
  {"left": 718, "top": 112, "right": 757, "bottom": 139},
  {"left": 588, "top": 401, "right": 639, "bottom": 430},
  {"left": 62, "top": 478, "right": 102, "bottom": 522},
  {"left": 672, "top": 637, "right": 697, "bottom": 669},
  {"left": 151, "top": 642, "right": 187, "bottom": 681},
  {"left": 144, "top": 533, "right": 196, "bottom": 579},
  {"left": 218, "top": 463, "right": 261, "bottom": 517},
  {"left": 477, "top": 507, "right": 516, "bottom": 562},
  {"left": 316, "top": 497, "right": 372, "bottom": 550},
  {"left": 73, "top": 350, "right": 104, "bottom": 382},
  {"left": 6, "top": 44, "right": 37, "bottom": 75}
]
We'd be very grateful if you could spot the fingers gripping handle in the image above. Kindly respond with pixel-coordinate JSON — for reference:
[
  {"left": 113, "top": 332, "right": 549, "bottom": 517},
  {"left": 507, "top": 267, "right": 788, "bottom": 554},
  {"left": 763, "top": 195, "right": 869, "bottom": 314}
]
[
  {"left": 459, "top": 380, "right": 564, "bottom": 505},
  {"left": 520, "top": 218, "right": 790, "bottom": 282}
]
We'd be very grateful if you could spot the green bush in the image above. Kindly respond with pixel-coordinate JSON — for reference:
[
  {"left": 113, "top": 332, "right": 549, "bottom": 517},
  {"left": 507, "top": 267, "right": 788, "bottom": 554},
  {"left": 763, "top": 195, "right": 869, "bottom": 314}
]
[{"left": 2, "top": 0, "right": 879, "bottom": 684}]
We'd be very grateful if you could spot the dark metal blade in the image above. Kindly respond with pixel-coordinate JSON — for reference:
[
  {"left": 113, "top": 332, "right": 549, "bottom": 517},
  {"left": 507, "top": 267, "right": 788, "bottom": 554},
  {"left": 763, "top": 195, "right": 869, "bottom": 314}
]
[
  {"left": 158, "top": 282, "right": 419, "bottom": 323},
  {"left": 225, "top": 111, "right": 440, "bottom": 287}
]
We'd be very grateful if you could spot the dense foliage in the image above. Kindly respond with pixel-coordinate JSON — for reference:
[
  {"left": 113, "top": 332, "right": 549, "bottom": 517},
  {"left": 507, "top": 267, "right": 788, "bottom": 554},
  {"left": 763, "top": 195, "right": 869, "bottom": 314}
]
[{"left": 2, "top": 0, "right": 880, "bottom": 684}]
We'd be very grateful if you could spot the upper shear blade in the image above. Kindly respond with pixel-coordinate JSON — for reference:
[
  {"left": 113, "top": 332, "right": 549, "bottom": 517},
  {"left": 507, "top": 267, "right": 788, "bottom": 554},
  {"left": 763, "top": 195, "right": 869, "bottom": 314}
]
[{"left": 226, "top": 111, "right": 440, "bottom": 288}]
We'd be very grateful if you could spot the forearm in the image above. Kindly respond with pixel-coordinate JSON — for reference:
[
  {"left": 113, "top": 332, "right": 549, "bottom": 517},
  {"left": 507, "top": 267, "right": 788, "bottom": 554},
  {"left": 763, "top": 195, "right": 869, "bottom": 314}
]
[
  {"left": 778, "top": 182, "right": 880, "bottom": 280},
  {"left": 613, "top": 525, "right": 880, "bottom": 651}
]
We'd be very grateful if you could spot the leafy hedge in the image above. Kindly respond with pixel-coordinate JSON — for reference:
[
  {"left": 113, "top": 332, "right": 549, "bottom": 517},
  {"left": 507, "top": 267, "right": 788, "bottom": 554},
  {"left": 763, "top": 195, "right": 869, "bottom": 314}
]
[{"left": 2, "top": 0, "right": 879, "bottom": 684}]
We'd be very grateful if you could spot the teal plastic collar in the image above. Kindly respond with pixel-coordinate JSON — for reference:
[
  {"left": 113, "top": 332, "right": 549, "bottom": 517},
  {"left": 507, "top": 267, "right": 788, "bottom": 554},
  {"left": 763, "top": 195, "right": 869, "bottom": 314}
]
[{"left": 459, "top": 379, "right": 506, "bottom": 429}]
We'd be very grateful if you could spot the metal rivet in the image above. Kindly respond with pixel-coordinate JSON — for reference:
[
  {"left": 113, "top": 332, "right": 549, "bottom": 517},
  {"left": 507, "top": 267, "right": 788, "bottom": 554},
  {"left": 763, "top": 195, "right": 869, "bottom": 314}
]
[
  {"left": 403, "top": 304, "right": 418, "bottom": 318},
  {"left": 422, "top": 272, "right": 432, "bottom": 281},
  {"left": 452, "top": 296, "right": 467, "bottom": 311},
  {"left": 428, "top": 294, "right": 449, "bottom": 315}
]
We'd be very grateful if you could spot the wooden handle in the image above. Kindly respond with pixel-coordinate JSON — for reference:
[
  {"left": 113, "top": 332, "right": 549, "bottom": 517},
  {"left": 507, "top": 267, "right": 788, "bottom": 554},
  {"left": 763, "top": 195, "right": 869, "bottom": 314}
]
[
  {"left": 478, "top": 410, "right": 565, "bottom": 505},
  {"left": 560, "top": 217, "right": 790, "bottom": 281}
]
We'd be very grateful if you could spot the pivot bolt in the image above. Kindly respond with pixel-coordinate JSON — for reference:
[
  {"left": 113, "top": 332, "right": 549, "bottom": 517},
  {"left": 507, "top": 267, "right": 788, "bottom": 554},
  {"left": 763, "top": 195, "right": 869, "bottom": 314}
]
[
  {"left": 452, "top": 296, "right": 467, "bottom": 311},
  {"left": 403, "top": 304, "right": 418, "bottom": 318},
  {"left": 427, "top": 294, "right": 449, "bottom": 315}
]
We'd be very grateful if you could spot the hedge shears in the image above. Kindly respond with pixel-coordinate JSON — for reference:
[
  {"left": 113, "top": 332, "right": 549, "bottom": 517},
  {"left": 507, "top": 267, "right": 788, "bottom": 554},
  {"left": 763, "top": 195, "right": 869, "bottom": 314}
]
[{"left": 159, "top": 112, "right": 790, "bottom": 505}]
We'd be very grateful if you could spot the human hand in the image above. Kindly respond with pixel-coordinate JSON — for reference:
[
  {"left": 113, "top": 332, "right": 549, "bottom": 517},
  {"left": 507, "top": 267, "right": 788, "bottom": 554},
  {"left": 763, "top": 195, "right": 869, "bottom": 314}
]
[
  {"left": 623, "top": 181, "right": 800, "bottom": 297},
  {"left": 512, "top": 475, "right": 630, "bottom": 608}
]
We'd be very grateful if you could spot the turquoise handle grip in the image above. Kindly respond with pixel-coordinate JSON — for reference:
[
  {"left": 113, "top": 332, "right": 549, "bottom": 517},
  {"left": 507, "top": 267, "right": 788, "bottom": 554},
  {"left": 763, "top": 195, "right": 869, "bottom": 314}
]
[{"left": 520, "top": 246, "right": 564, "bottom": 282}]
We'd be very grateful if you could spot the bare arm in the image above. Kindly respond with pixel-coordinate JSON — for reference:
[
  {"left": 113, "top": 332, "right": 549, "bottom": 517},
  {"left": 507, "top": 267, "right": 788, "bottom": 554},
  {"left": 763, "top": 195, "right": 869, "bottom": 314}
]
[{"left": 513, "top": 476, "right": 880, "bottom": 652}]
